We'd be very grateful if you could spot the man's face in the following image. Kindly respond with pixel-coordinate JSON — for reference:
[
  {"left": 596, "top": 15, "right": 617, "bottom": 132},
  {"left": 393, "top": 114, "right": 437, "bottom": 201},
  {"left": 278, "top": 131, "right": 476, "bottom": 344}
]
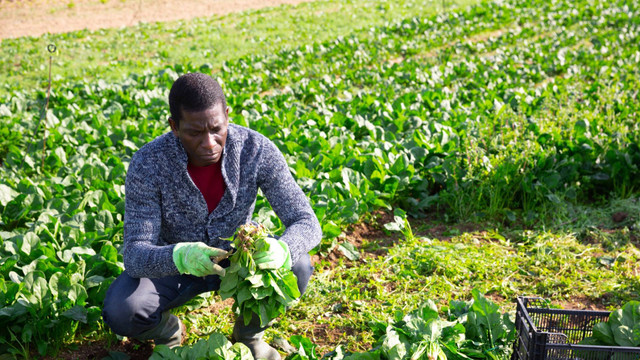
[{"left": 169, "top": 104, "right": 229, "bottom": 167}]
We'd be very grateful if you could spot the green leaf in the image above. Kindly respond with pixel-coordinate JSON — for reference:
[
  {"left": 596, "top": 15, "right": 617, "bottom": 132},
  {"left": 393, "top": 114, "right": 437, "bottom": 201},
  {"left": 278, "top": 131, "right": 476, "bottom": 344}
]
[
  {"left": 338, "top": 242, "right": 360, "bottom": 261},
  {"left": 0, "top": 184, "right": 18, "bottom": 207},
  {"left": 49, "top": 272, "right": 71, "bottom": 299},
  {"left": 592, "top": 172, "right": 610, "bottom": 181},
  {"left": 542, "top": 173, "right": 561, "bottom": 189},
  {"left": 85, "top": 275, "right": 106, "bottom": 288},
  {"left": 466, "top": 289, "right": 513, "bottom": 347},
  {"left": 99, "top": 241, "right": 119, "bottom": 261},
  {"left": 321, "top": 221, "right": 342, "bottom": 238},
  {"left": 545, "top": 193, "right": 561, "bottom": 204},
  {"left": 62, "top": 305, "right": 88, "bottom": 323},
  {"left": 219, "top": 272, "right": 239, "bottom": 299},
  {"left": 290, "top": 335, "right": 319, "bottom": 360},
  {"left": 58, "top": 246, "right": 96, "bottom": 263},
  {"left": 381, "top": 327, "right": 408, "bottom": 360},
  {"left": 23, "top": 271, "right": 49, "bottom": 307},
  {"left": 280, "top": 271, "right": 301, "bottom": 299},
  {"left": 150, "top": 345, "right": 178, "bottom": 359},
  {"left": 236, "top": 287, "right": 252, "bottom": 307},
  {"left": 259, "top": 302, "right": 270, "bottom": 327},
  {"left": 592, "top": 321, "right": 615, "bottom": 344},
  {"left": 36, "top": 341, "right": 47, "bottom": 356},
  {"left": 245, "top": 273, "right": 265, "bottom": 286},
  {"left": 227, "top": 342, "right": 253, "bottom": 360},
  {"left": 3, "top": 194, "right": 32, "bottom": 222},
  {"left": 609, "top": 301, "right": 640, "bottom": 346},
  {"left": 67, "top": 283, "right": 89, "bottom": 304},
  {"left": 0, "top": 301, "right": 28, "bottom": 318},
  {"left": 16, "top": 232, "right": 40, "bottom": 256},
  {"left": 251, "top": 285, "right": 273, "bottom": 300},
  {"left": 417, "top": 300, "right": 440, "bottom": 322},
  {"left": 242, "top": 308, "right": 253, "bottom": 327}
]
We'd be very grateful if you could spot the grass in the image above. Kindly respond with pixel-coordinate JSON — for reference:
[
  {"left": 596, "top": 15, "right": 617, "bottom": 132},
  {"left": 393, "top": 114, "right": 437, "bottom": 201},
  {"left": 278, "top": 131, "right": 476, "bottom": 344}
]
[
  {"left": 134, "top": 197, "right": 640, "bottom": 357},
  {"left": 0, "top": 0, "right": 480, "bottom": 97},
  {"left": 161, "top": 205, "right": 640, "bottom": 356}
]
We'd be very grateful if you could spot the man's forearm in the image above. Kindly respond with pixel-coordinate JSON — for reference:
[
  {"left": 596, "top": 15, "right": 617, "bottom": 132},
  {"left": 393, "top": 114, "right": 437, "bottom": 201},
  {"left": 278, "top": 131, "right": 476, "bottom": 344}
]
[{"left": 123, "top": 241, "right": 179, "bottom": 278}]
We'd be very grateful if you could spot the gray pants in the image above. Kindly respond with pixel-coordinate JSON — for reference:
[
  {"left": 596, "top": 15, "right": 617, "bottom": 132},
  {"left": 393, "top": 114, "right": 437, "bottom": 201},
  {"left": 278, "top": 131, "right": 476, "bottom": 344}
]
[{"left": 102, "top": 253, "right": 313, "bottom": 338}]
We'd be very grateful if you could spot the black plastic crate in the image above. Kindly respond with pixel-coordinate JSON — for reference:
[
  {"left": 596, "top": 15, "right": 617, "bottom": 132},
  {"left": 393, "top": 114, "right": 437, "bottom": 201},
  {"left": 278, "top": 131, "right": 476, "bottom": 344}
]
[{"left": 511, "top": 296, "right": 640, "bottom": 360}]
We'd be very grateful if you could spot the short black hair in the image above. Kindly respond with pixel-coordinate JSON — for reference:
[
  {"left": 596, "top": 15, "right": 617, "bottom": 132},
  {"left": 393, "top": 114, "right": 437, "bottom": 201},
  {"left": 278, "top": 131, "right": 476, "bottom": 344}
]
[{"left": 169, "top": 72, "right": 227, "bottom": 128}]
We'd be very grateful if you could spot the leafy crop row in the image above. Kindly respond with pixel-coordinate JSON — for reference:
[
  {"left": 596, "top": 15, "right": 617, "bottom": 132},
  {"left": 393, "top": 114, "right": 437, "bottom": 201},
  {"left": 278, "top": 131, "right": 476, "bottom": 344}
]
[
  {"left": 1, "top": 0, "right": 639, "bottom": 356},
  {"left": 152, "top": 289, "right": 515, "bottom": 360},
  {"left": 0, "top": 0, "right": 481, "bottom": 96}
]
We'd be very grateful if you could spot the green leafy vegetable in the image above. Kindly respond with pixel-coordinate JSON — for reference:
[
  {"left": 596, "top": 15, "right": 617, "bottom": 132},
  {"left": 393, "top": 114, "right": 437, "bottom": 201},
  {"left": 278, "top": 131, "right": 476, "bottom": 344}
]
[
  {"left": 580, "top": 301, "right": 640, "bottom": 347},
  {"left": 291, "top": 290, "right": 514, "bottom": 360},
  {"left": 374, "top": 291, "right": 513, "bottom": 360},
  {"left": 219, "top": 223, "right": 300, "bottom": 327},
  {"left": 150, "top": 333, "right": 253, "bottom": 360},
  {"left": 462, "top": 289, "right": 515, "bottom": 357}
]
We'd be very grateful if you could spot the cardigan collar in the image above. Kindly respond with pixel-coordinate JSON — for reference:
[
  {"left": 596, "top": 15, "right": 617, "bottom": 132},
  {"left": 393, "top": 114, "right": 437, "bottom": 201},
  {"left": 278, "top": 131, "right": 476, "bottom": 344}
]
[{"left": 168, "top": 125, "right": 241, "bottom": 219}]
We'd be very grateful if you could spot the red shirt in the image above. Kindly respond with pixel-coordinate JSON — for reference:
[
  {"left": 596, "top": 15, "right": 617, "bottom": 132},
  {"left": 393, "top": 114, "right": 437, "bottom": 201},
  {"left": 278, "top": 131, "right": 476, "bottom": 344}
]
[{"left": 187, "top": 161, "right": 226, "bottom": 213}]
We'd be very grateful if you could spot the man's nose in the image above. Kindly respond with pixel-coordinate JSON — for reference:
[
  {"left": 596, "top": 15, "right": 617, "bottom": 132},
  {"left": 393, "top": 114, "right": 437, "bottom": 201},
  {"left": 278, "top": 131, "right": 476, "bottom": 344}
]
[{"left": 202, "top": 133, "right": 216, "bottom": 149}]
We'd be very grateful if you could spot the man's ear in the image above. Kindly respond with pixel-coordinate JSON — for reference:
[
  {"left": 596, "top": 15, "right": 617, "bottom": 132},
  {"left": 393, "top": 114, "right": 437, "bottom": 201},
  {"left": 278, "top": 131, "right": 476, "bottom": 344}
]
[{"left": 169, "top": 117, "right": 179, "bottom": 136}]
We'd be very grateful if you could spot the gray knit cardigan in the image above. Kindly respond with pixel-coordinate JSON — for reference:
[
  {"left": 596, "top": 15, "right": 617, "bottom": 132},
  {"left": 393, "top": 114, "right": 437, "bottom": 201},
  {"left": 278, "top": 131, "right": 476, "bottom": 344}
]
[{"left": 122, "top": 123, "right": 322, "bottom": 278}]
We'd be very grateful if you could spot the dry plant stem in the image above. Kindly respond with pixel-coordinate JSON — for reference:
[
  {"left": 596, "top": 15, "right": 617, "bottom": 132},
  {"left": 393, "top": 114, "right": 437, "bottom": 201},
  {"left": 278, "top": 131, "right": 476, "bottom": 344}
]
[
  {"left": 25, "top": 44, "right": 55, "bottom": 171},
  {"left": 41, "top": 52, "right": 53, "bottom": 171}
]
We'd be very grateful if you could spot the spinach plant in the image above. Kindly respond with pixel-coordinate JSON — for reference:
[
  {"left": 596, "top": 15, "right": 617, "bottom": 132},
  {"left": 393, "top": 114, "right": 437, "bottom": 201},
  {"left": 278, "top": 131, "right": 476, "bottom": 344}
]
[
  {"left": 317, "top": 289, "right": 515, "bottom": 360},
  {"left": 219, "top": 224, "right": 300, "bottom": 327},
  {"left": 151, "top": 333, "right": 252, "bottom": 360},
  {"left": 580, "top": 300, "right": 640, "bottom": 347}
]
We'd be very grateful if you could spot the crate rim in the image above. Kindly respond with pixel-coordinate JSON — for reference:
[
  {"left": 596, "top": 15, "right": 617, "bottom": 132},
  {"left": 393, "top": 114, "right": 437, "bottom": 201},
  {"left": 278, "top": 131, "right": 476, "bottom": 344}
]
[
  {"left": 514, "top": 296, "right": 640, "bottom": 352},
  {"left": 541, "top": 343, "right": 640, "bottom": 351},
  {"left": 517, "top": 296, "right": 610, "bottom": 316}
]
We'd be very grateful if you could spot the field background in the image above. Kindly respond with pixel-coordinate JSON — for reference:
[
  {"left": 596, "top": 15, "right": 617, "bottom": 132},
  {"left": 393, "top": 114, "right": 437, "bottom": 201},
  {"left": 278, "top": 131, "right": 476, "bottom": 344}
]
[
  {"left": 1, "top": 0, "right": 640, "bottom": 359},
  {"left": 0, "top": 0, "right": 316, "bottom": 39}
]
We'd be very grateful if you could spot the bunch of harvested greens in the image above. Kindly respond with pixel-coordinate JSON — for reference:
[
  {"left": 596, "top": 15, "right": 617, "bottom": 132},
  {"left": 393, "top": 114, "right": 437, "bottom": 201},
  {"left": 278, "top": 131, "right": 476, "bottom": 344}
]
[{"left": 219, "top": 224, "right": 301, "bottom": 327}]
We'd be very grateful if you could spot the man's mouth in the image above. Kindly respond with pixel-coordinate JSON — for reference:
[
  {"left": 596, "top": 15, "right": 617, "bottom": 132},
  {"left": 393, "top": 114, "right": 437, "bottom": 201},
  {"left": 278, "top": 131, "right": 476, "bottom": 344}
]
[{"left": 199, "top": 152, "right": 220, "bottom": 162}]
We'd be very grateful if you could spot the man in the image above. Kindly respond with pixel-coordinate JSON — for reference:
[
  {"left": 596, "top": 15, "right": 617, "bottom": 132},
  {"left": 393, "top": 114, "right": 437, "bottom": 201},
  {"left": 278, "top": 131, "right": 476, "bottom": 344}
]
[{"left": 102, "top": 72, "right": 322, "bottom": 360}]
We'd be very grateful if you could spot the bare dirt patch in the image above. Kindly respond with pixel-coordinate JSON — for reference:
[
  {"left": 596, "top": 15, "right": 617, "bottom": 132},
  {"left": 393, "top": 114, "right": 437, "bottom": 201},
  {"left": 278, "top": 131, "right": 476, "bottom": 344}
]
[
  {"left": 0, "top": 0, "right": 315, "bottom": 39},
  {"left": 309, "top": 323, "right": 357, "bottom": 348},
  {"left": 48, "top": 339, "right": 154, "bottom": 360},
  {"left": 312, "top": 211, "right": 398, "bottom": 270}
]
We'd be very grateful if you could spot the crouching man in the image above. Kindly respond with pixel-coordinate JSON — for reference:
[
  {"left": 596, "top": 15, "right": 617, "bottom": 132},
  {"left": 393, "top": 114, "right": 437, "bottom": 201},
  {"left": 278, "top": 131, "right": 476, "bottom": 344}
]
[{"left": 102, "top": 72, "right": 321, "bottom": 360}]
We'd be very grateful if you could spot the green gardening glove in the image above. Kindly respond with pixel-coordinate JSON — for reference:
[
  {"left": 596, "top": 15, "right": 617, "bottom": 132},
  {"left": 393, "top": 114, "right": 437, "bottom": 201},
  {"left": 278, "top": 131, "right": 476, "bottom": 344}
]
[
  {"left": 254, "top": 237, "right": 292, "bottom": 270},
  {"left": 173, "top": 242, "right": 229, "bottom": 277}
]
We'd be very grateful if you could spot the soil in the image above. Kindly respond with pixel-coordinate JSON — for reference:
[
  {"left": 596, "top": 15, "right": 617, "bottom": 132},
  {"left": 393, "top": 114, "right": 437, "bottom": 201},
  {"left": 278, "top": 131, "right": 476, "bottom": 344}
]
[
  {"left": 51, "top": 339, "right": 154, "bottom": 360},
  {"left": 0, "top": 0, "right": 315, "bottom": 40}
]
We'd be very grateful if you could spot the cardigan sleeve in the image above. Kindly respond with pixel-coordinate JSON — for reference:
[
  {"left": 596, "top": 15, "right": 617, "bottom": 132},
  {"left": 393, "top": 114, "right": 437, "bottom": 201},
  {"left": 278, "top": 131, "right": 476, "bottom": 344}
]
[
  {"left": 122, "top": 151, "right": 180, "bottom": 278},
  {"left": 256, "top": 139, "right": 322, "bottom": 265}
]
